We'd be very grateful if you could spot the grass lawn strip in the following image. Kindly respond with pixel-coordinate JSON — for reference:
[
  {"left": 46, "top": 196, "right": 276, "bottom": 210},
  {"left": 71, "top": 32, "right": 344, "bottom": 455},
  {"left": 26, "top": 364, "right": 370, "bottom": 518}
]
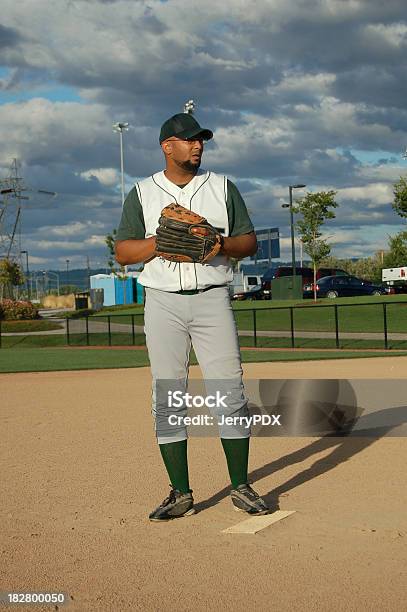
[
  {"left": 233, "top": 298, "right": 407, "bottom": 334},
  {"left": 1, "top": 347, "right": 407, "bottom": 373},
  {"left": 0, "top": 348, "right": 150, "bottom": 372},
  {"left": 87, "top": 295, "right": 407, "bottom": 333},
  {"left": 0, "top": 320, "right": 63, "bottom": 333},
  {"left": 2, "top": 332, "right": 407, "bottom": 351}
]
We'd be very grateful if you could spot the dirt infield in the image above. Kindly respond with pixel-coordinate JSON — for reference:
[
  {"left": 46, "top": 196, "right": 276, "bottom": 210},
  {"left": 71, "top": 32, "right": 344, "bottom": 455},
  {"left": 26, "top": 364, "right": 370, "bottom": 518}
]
[{"left": 2, "top": 357, "right": 407, "bottom": 611}]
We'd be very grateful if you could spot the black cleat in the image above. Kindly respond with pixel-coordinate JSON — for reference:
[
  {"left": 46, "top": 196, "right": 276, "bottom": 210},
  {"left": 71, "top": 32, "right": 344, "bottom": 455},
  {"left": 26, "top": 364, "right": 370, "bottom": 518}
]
[
  {"left": 230, "top": 483, "right": 269, "bottom": 515},
  {"left": 149, "top": 486, "right": 195, "bottom": 522}
]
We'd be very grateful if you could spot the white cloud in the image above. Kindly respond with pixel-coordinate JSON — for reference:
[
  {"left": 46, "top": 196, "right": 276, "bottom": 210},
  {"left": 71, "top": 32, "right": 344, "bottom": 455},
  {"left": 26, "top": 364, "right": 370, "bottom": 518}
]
[
  {"left": 365, "top": 22, "right": 407, "bottom": 47},
  {"left": 85, "top": 235, "right": 107, "bottom": 246},
  {"left": 79, "top": 168, "right": 118, "bottom": 187},
  {"left": 357, "top": 163, "right": 406, "bottom": 182},
  {"left": 272, "top": 72, "right": 336, "bottom": 97},
  {"left": 337, "top": 183, "right": 393, "bottom": 205},
  {"left": 0, "top": 98, "right": 113, "bottom": 167},
  {"left": 22, "top": 255, "right": 49, "bottom": 265},
  {"left": 34, "top": 240, "right": 87, "bottom": 251},
  {"left": 38, "top": 221, "right": 105, "bottom": 237}
]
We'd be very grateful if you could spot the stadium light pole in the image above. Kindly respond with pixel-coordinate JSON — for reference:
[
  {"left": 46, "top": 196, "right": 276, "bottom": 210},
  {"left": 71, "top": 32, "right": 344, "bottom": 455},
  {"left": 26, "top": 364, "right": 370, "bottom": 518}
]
[
  {"left": 66, "top": 259, "right": 70, "bottom": 292},
  {"left": 113, "top": 122, "right": 130, "bottom": 276},
  {"left": 112, "top": 122, "right": 129, "bottom": 208},
  {"left": 282, "top": 184, "right": 306, "bottom": 277},
  {"left": 20, "top": 250, "right": 30, "bottom": 300}
]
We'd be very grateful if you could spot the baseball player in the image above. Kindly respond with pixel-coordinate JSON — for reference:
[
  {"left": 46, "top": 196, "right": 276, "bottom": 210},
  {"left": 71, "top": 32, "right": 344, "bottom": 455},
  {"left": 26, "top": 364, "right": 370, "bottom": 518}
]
[{"left": 115, "top": 112, "right": 269, "bottom": 521}]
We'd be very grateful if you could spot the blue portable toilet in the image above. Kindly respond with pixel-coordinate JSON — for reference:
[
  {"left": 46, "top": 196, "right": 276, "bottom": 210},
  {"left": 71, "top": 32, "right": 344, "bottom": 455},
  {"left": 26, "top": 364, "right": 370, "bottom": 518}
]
[
  {"left": 114, "top": 276, "right": 133, "bottom": 305},
  {"left": 91, "top": 272, "right": 140, "bottom": 306}
]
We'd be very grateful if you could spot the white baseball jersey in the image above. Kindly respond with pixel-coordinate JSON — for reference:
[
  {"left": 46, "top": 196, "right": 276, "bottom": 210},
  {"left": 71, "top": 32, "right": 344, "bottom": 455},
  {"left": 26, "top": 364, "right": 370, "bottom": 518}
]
[{"left": 136, "top": 170, "right": 233, "bottom": 291}]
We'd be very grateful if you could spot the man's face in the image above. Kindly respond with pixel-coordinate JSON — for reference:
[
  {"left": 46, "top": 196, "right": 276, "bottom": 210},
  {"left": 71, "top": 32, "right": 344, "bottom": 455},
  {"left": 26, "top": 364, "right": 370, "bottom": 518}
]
[{"left": 162, "top": 137, "right": 204, "bottom": 172}]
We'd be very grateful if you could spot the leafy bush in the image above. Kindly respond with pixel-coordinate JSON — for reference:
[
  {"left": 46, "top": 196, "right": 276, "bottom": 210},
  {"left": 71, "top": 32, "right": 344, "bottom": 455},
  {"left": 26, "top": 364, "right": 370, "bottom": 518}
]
[{"left": 0, "top": 299, "right": 39, "bottom": 321}]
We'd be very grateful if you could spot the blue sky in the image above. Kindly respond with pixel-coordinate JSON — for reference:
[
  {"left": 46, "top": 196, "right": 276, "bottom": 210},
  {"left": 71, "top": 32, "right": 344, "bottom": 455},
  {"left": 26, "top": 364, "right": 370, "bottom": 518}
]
[{"left": 1, "top": 0, "right": 407, "bottom": 270}]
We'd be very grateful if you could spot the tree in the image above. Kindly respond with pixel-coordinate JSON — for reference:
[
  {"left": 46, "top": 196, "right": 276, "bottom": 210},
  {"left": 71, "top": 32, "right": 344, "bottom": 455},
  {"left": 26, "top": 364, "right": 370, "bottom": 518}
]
[
  {"left": 105, "top": 230, "right": 118, "bottom": 273},
  {"left": 393, "top": 176, "right": 407, "bottom": 219},
  {"left": 105, "top": 229, "right": 129, "bottom": 304},
  {"left": 385, "top": 175, "right": 407, "bottom": 271},
  {"left": 321, "top": 253, "right": 384, "bottom": 283},
  {"left": 0, "top": 258, "right": 25, "bottom": 301},
  {"left": 352, "top": 254, "right": 383, "bottom": 283},
  {"left": 293, "top": 190, "right": 338, "bottom": 301},
  {"left": 383, "top": 230, "right": 407, "bottom": 269}
]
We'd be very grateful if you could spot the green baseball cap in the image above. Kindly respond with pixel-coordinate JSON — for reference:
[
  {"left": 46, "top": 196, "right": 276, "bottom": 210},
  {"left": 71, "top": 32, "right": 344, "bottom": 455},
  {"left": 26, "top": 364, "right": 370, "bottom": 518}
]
[{"left": 159, "top": 113, "right": 213, "bottom": 144}]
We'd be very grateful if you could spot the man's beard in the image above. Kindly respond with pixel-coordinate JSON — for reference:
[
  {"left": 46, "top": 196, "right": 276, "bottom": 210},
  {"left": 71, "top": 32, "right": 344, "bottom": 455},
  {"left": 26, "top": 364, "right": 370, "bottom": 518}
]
[{"left": 174, "top": 158, "right": 201, "bottom": 172}]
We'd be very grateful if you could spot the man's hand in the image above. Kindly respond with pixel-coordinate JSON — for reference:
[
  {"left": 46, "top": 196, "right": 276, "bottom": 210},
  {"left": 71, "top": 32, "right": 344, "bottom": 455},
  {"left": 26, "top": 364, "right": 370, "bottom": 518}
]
[{"left": 115, "top": 236, "right": 156, "bottom": 266}]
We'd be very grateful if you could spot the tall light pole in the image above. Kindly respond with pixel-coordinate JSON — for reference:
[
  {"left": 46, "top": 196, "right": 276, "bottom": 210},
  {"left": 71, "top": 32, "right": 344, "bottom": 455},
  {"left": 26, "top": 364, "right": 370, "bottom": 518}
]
[
  {"left": 112, "top": 122, "right": 129, "bottom": 207},
  {"left": 20, "top": 249, "right": 30, "bottom": 300},
  {"left": 66, "top": 259, "right": 70, "bottom": 292},
  {"left": 282, "top": 184, "right": 306, "bottom": 277}
]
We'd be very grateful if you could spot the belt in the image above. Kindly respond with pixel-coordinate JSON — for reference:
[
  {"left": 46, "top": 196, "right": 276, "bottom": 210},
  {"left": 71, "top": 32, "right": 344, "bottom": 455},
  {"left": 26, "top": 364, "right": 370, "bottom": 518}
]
[{"left": 174, "top": 285, "right": 227, "bottom": 295}]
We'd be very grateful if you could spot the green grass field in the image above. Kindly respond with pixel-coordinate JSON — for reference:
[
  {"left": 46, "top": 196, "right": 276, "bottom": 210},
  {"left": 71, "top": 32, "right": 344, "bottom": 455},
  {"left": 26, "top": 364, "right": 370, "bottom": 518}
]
[
  {"left": 0, "top": 348, "right": 150, "bottom": 372},
  {"left": 237, "top": 335, "right": 407, "bottom": 351},
  {"left": 2, "top": 332, "right": 407, "bottom": 351},
  {"left": 82, "top": 294, "right": 407, "bottom": 333},
  {"left": 1, "top": 347, "right": 406, "bottom": 373},
  {"left": 1, "top": 332, "right": 146, "bottom": 348},
  {"left": 232, "top": 294, "right": 407, "bottom": 333},
  {"left": 1, "top": 294, "right": 406, "bottom": 373},
  {"left": 0, "top": 320, "right": 63, "bottom": 333}
]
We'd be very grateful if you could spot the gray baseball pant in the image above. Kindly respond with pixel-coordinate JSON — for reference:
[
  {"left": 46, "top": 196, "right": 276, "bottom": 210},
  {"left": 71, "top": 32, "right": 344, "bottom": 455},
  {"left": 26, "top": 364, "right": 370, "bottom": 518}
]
[{"left": 144, "top": 286, "right": 250, "bottom": 443}]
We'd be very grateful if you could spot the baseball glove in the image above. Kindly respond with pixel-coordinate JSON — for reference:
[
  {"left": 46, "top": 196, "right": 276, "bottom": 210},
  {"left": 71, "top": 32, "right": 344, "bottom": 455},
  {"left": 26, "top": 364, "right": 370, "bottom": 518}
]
[{"left": 155, "top": 203, "right": 223, "bottom": 264}]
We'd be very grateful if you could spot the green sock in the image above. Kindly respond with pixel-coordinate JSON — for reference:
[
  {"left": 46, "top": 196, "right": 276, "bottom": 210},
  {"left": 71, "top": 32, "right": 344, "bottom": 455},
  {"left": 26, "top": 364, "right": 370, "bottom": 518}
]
[
  {"left": 221, "top": 437, "right": 250, "bottom": 489},
  {"left": 158, "top": 440, "right": 190, "bottom": 493}
]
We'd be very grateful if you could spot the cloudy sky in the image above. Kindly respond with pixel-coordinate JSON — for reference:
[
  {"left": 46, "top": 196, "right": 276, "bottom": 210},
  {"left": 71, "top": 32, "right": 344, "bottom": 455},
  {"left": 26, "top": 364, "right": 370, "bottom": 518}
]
[{"left": 1, "top": 0, "right": 407, "bottom": 270}]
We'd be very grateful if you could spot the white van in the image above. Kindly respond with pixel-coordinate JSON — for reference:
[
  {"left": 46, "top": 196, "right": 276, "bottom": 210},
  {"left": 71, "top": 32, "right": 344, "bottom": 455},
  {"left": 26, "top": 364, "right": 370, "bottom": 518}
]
[
  {"left": 243, "top": 274, "right": 262, "bottom": 292},
  {"left": 229, "top": 272, "right": 263, "bottom": 295}
]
